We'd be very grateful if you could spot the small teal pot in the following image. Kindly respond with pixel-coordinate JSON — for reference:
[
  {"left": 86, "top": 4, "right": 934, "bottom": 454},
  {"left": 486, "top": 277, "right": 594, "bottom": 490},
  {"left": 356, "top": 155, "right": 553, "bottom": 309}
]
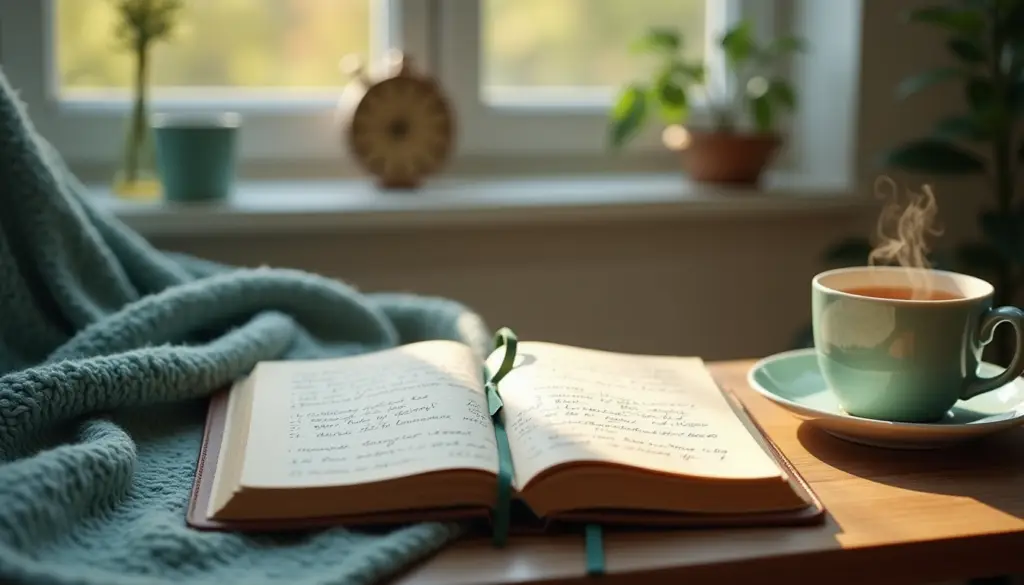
[{"left": 153, "top": 112, "right": 241, "bottom": 203}]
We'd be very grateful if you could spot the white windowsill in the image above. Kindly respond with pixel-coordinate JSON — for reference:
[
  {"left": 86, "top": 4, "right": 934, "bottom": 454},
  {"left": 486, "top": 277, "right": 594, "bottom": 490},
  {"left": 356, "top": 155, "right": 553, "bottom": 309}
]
[{"left": 88, "top": 172, "right": 868, "bottom": 238}]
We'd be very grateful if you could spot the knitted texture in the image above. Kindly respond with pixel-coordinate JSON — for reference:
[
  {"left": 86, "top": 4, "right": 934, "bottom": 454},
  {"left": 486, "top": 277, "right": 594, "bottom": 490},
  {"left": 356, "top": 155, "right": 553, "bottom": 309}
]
[{"left": 0, "top": 68, "right": 492, "bottom": 585}]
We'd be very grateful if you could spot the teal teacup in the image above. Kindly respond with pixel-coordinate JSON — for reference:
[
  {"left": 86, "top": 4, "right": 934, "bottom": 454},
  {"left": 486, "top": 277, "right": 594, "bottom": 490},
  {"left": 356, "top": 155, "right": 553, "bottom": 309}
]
[
  {"left": 153, "top": 112, "right": 241, "bottom": 202},
  {"left": 812, "top": 266, "right": 1024, "bottom": 423}
]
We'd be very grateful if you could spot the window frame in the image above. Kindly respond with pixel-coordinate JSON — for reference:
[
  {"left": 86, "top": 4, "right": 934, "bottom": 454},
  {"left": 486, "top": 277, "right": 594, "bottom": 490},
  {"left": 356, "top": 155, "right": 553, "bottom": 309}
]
[
  {"left": 435, "top": 0, "right": 778, "bottom": 157},
  {"left": 0, "top": 0, "right": 415, "bottom": 173},
  {"left": 0, "top": 0, "right": 785, "bottom": 175}
]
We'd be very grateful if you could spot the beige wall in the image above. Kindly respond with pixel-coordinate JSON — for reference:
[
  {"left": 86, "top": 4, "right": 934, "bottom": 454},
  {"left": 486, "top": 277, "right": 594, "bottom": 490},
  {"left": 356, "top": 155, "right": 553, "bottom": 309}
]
[{"left": 153, "top": 0, "right": 983, "bottom": 362}]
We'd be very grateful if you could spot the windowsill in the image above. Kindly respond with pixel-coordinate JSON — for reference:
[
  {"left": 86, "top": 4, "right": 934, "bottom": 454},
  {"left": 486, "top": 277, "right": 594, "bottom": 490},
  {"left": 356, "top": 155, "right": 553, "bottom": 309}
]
[{"left": 88, "top": 172, "right": 868, "bottom": 238}]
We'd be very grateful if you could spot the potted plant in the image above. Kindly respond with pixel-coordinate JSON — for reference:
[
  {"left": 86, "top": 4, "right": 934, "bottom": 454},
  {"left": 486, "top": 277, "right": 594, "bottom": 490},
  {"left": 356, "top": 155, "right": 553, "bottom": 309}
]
[
  {"left": 111, "top": 0, "right": 184, "bottom": 200},
  {"left": 802, "top": 0, "right": 1024, "bottom": 365},
  {"left": 609, "top": 20, "right": 806, "bottom": 185}
]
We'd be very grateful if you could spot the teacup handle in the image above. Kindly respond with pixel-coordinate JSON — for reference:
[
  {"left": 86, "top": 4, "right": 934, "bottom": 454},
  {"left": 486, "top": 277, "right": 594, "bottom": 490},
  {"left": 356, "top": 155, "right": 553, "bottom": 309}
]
[{"left": 962, "top": 306, "right": 1024, "bottom": 400}]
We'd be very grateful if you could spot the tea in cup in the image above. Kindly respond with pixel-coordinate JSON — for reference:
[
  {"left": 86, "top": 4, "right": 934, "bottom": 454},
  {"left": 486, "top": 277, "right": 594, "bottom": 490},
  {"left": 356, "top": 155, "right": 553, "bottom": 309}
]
[{"left": 812, "top": 266, "right": 1024, "bottom": 423}]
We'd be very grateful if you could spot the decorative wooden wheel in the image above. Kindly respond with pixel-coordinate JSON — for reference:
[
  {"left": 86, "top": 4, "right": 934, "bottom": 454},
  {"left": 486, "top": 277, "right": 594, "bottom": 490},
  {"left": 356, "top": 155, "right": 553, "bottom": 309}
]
[{"left": 339, "top": 51, "right": 455, "bottom": 189}]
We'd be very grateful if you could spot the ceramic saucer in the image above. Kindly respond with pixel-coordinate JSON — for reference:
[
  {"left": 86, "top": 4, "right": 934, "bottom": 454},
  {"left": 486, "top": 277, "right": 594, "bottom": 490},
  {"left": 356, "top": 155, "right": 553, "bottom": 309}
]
[{"left": 746, "top": 348, "right": 1024, "bottom": 449}]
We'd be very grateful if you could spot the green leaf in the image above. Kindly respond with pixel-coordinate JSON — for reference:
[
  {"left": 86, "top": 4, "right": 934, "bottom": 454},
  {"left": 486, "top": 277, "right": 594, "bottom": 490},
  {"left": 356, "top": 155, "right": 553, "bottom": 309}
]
[
  {"left": 895, "top": 67, "right": 963, "bottom": 100},
  {"left": 823, "top": 236, "right": 872, "bottom": 266},
  {"left": 767, "top": 35, "right": 807, "bottom": 56},
  {"left": 653, "top": 68, "right": 688, "bottom": 123},
  {"left": 756, "top": 36, "right": 808, "bottom": 68},
  {"left": 877, "top": 139, "right": 986, "bottom": 174},
  {"left": 608, "top": 84, "right": 648, "bottom": 149},
  {"left": 963, "top": 0, "right": 996, "bottom": 9},
  {"left": 1000, "top": 2, "right": 1024, "bottom": 36},
  {"left": 720, "top": 20, "right": 756, "bottom": 67},
  {"left": 965, "top": 76, "right": 1011, "bottom": 132},
  {"left": 750, "top": 94, "right": 773, "bottom": 133},
  {"left": 672, "top": 62, "right": 706, "bottom": 83},
  {"left": 906, "top": 6, "right": 985, "bottom": 35},
  {"left": 630, "top": 28, "right": 681, "bottom": 55},
  {"left": 933, "top": 114, "right": 990, "bottom": 141},
  {"left": 948, "top": 37, "right": 987, "bottom": 63},
  {"left": 966, "top": 76, "right": 996, "bottom": 110},
  {"left": 767, "top": 78, "right": 796, "bottom": 110},
  {"left": 955, "top": 241, "right": 1008, "bottom": 275}
]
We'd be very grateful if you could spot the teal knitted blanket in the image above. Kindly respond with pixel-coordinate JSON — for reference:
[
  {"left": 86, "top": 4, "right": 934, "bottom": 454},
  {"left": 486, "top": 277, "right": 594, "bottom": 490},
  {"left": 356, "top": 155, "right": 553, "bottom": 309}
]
[{"left": 0, "top": 69, "right": 492, "bottom": 585}]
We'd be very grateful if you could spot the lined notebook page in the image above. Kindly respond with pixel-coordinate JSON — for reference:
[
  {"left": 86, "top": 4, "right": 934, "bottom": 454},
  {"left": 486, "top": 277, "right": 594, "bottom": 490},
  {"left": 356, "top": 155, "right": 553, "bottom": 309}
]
[
  {"left": 488, "top": 342, "right": 783, "bottom": 487},
  {"left": 240, "top": 340, "right": 498, "bottom": 488}
]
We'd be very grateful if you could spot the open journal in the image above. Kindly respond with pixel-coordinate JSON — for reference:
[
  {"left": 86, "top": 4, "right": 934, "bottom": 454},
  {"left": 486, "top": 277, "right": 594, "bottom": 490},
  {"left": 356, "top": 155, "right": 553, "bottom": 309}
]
[{"left": 187, "top": 338, "right": 824, "bottom": 532}]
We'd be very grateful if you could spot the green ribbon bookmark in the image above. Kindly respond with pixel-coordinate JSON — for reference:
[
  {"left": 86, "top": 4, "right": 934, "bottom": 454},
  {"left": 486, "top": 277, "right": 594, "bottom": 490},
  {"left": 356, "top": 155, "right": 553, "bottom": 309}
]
[
  {"left": 585, "top": 524, "right": 605, "bottom": 576},
  {"left": 484, "top": 328, "right": 606, "bottom": 577},
  {"left": 486, "top": 326, "right": 518, "bottom": 416},
  {"left": 491, "top": 419, "right": 514, "bottom": 547},
  {"left": 486, "top": 327, "right": 518, "bottom": 548},
  {"left": 485, "top": 382, "right": 503, "bottom": 417}
]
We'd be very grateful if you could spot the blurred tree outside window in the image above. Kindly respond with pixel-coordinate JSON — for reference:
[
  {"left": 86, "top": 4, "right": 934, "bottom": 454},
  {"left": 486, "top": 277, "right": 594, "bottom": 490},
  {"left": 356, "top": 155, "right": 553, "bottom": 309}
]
[
  {"left": 56, "top": 0, "right": 707, "bottom": 105},
  {"left": 482, "top": 0, "right": 706, "bottom": 102},
  {"left": 55, "top": 0, "right": 372, "bottom": 99}
]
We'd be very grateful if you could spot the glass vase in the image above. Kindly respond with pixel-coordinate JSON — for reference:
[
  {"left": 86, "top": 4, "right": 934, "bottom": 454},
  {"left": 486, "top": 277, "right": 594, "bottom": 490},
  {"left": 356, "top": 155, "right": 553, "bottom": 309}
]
[{"left": 112, "top": 48, "right": 162, "bottom": 200}]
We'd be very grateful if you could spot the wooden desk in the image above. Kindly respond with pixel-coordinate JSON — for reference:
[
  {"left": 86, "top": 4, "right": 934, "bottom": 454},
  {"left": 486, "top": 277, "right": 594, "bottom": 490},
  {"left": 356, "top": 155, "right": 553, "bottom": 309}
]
[{"left": 395, "top": 358, "right": 1024, "bottom": 585}]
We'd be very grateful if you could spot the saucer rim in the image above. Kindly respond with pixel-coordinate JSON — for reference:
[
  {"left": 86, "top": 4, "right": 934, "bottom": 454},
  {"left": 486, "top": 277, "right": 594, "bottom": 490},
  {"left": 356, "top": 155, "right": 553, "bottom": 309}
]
[{"left": 745, "top": 347, "right": 1024, "bottom": 431}]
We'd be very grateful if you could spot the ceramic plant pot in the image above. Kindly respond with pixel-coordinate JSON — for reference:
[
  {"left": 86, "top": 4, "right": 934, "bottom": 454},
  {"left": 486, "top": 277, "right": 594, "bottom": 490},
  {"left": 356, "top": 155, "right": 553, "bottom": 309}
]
[{"left": 681, "top": 131, "right": 782, "bottom": 186}]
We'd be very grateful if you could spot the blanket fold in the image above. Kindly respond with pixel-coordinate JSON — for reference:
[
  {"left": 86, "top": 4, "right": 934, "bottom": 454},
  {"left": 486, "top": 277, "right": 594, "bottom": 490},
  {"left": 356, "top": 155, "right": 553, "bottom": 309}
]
[{"left": 0, "top": 67, "right": 490, "bottom": 585}]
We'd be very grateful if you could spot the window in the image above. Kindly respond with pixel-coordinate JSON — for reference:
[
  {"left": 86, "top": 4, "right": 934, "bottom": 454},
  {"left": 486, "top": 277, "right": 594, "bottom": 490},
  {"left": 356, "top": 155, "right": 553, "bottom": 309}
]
[
  {"left": 436, "top": 0, "right": 769, "bottom": 156},
  {"left": 0, "top": 0, "right": 782, "bottom": 175},
  {"left": 54, "top": 0, "right": 375, "bottom": 102},
  {"left": 481, "top": 0, "right": 707, "bottom": 107}
]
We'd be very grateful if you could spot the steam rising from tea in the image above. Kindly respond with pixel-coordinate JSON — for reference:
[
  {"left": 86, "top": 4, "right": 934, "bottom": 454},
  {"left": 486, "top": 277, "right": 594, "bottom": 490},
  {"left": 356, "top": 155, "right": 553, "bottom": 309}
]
[{"left": 866, "top": 176, "right": 944, "bottom": 298}]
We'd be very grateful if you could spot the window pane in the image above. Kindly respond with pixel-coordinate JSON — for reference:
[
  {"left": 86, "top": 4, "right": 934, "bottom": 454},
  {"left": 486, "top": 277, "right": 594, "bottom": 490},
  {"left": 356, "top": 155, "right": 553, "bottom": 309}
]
[
  {"left": 483, "top": 0, "right": 706, "bottom": 100},
  {"left": 55, "top": 0, "right": 373, "bottom": 99}
]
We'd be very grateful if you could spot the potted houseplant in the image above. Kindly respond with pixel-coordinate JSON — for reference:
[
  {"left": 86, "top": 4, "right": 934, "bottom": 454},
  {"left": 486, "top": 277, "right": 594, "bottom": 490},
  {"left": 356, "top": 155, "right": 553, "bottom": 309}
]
[
  {"left": 609, "top": 20, "right": 806, "bottom": 185},
  {"left": 111, "top": 0, "right": 184, "bottom": 200},
  {"left": 801, "top": 0, "right": 1024, "bottom": 366}
]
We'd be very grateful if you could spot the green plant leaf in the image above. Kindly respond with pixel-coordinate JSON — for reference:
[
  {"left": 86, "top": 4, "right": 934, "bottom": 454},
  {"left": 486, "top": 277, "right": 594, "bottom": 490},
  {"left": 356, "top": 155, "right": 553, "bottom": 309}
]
[
  {"left": 906, "top": 6, "right": 985, "bottom": 35},
  {"left": 948, "top": 37, "right": 987, "bottom": 63},
  {"left": 962, "top": 0, "right": 996, "bottom": 9},
  {"left": 750, "top": 94, "right": 773, "bottom": 133},
  {"left": 654, "top": 67, "right": 688, "bottom": 123},
  {"left": 720, "top": 20, "right": 756, "bottom": 67},
  {"left": 767, "top": 78, "right": 796, "bottom": 110},
  {"left": 955, "top": 241, "right": 1008, "bottom": 275},
  {"left": 966, "top": 76, "right": 996, "bottom": 110},
  {"left": 767, "top": 35, "right": 807, "bottom": 56},
  {"left": 822, "top": 236, "right": 872, "bottom": 266},
  {"left": 933, "top": 114, "right": 990, "bottom": 141},
  {"left": 630, "top": 28, "right": 681, "bottom": 55},
  {"left": 113, "top": 0, "right": 184, "bottom": 47},
  {"left": 608, "top": 84, "right": 648, "bottom": 149},
  {"left": 965, "top": 76, "right": 1011, "bottom": 133},
  {"left": 672, "top": 62, "right": 706, "bottom": 83},
  {"left": 1000, "top": 1, "right": 1024, "bottom": 36},
  {"left": 877, "top": 139, "right": 986, "bottom": 174},
  {"left": 895, "top": 67, "right": 963, "bottom": 100}
]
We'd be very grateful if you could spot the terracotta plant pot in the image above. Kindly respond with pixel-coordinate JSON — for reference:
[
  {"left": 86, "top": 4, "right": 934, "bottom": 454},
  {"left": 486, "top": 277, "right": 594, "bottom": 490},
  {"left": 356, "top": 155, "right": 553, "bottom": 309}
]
[{"left": 681, "top": 131, "right": 782, "bottom": 185}]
